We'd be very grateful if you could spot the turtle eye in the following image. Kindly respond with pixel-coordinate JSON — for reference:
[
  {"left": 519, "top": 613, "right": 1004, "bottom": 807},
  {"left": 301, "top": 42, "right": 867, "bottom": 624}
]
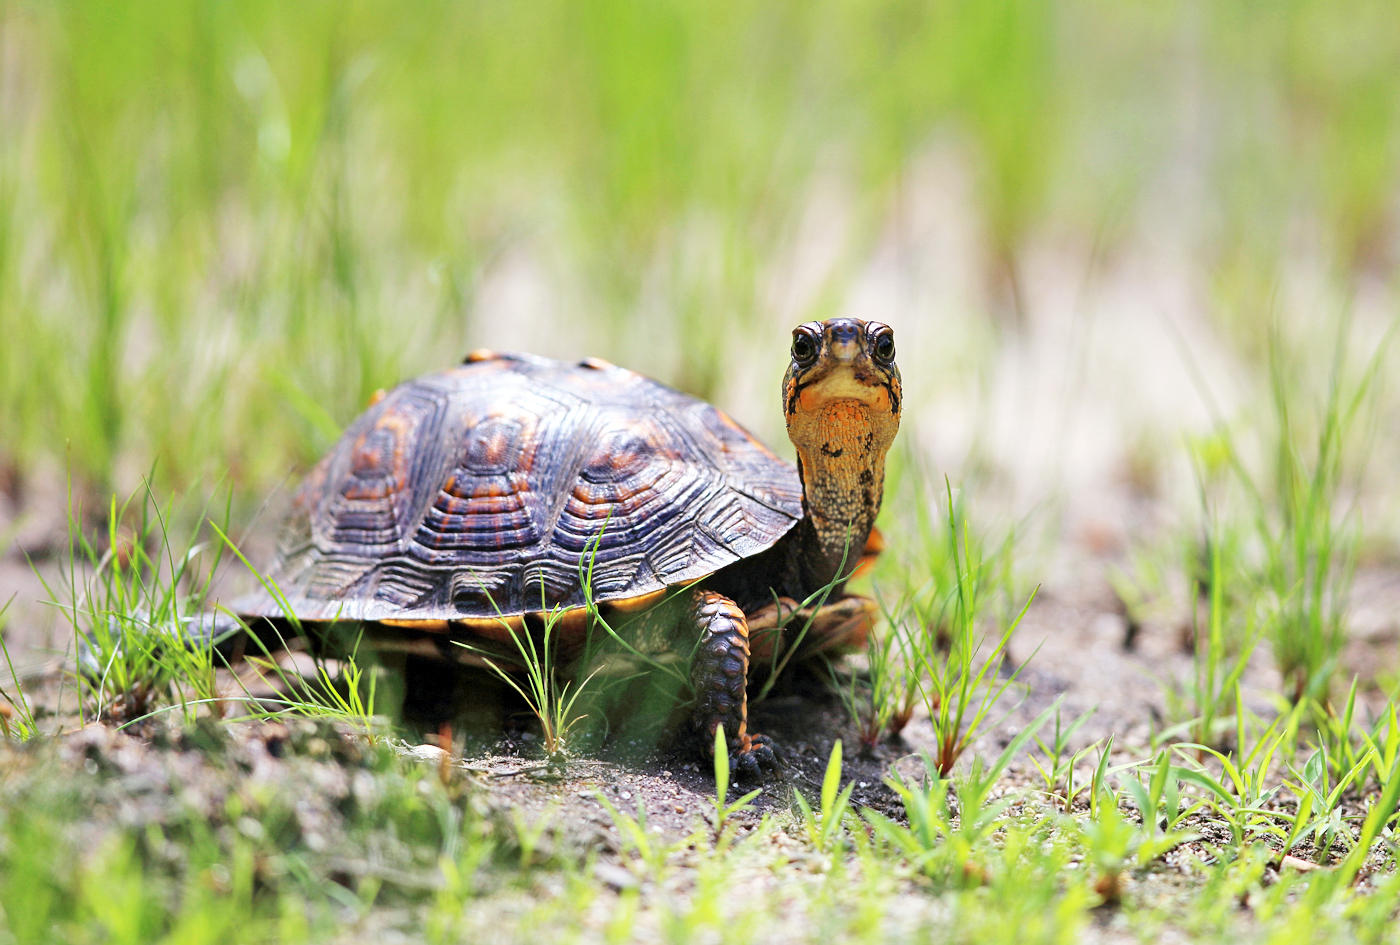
[
  {"left": 871, "top": 326, "right": 895, "bottom": 365},
  {"left": 791, "top": 329, "right": 819, "bottom": 366}
]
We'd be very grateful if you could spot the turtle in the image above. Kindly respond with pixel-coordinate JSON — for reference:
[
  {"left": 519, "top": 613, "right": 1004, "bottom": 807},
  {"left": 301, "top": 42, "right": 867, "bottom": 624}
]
[{"left": 218, "top": 317, "right": 901, "bottom": 774}]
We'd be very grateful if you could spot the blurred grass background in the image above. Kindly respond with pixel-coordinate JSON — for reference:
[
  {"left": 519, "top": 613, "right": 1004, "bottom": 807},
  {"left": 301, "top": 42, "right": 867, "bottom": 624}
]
[
  {"left": 6, "top": 13, "right": 1400, "bottom": 932},
  {"left": 1, "top": 0, "right": 1397, "bottom": 548}
]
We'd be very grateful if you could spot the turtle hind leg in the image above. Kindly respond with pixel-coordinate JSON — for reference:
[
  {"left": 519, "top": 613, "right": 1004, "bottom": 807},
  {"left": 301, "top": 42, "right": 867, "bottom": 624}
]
[{"left": 687, "top": 589, "right": 780, "bottom": 779}]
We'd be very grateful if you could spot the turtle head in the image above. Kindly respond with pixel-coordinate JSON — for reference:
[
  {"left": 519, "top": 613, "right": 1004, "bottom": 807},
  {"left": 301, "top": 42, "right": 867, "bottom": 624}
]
[
  {"left": 782, "top": 318, "right": 901, "bottom": 580},
  {"left": 782, "top": 319, "right": 901, "bottom": 430}
]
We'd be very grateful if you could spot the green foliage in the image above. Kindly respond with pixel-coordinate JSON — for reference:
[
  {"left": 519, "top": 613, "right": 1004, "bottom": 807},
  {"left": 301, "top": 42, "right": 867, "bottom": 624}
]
[
  {"left": 832, "top": 471, "right": 1029, "bottom": 764},
  {"left": 817, "top": 588, "right": 940, "bottom": 750},
  {"left": 458, "top": 604, "right": 601, "bottom": 767},
  {"left": 826, "top": 594, "right": 925, "bottom": 749},
  {"left": 448, "top": 523, "right": 612, "bottom": 764},
  {"left": 1190, "top": 320, "right": 1388, "bottom": 707},
  {"left": 0, "top": 0, "right": 1054, "bottom": 495},
  {"left": 711, "top": 723, "right": 762, "bottom": 844},
  {"left": 1166, "top": 522, "right": 1264, "bottom": 748},
  {"left": 1280, "top": 740, "right": 1373, "bottom": 862},
  {"left": 54, "top": 494, "right": 392, "bottom": 739},
  {"left": 0, "top": 726, "right": 509, "bottom": 945},
  {"left": 1028, "top": 706, "right": 1100, "bottom": 812},
  {"left": 6, "top": 2, "right": 1400, "bottom": 941},
  {"left": 1327, "top": 749, "right": 1400, "bottom": 892},
  {"left": 1175, "top": 695, "right": 1306, "bottom": 852},
  {"left": 793, "top": 739, "right": 857, "bottom": 856},
  {"left": 871, "top": 703, "right": 1055, "bottom": 884},
  {"left": 6, "top": 1, "right": 1397, "bottom": 508},
  {"left": 1358, "top": 700, "right": 1400, "bottom": 795},
  {"left": 1312, "top": 678, "right": 1381, "bottom": 788},
  {"left": 0, "top": 600, "right": 37, "bottom": 741},
  {"left": 593, "top": 793, "right": 689, "bottom": 884},
  {"left": 942, "top": 818, "right": 1095, "bottom": 945},
  {"left": 1251, "top": 323, "right": 1385, "bottom": 704},
  {"left": 1120, "top": 751, "right": 1202, "bottom": 861},
  {"left": 921, "top": 480, "right": 1035, "bottom": 777},
  {"left": 46, "top": 482, "right": 229, "bottom": 725},
  {"left": 258, "top": 627, "right": 382, "bottom": 740},
  {"left": 211, "top": 523, "right": 392, "bottom": 739},
  {"left": 868, "top": 590, "right": 932, "bottom": 740}
]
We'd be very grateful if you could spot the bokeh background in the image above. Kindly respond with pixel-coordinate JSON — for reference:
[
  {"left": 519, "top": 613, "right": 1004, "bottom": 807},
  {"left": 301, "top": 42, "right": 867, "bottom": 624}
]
[{"left": 3, "top": 1, "right": 1399, "bottom": 659}]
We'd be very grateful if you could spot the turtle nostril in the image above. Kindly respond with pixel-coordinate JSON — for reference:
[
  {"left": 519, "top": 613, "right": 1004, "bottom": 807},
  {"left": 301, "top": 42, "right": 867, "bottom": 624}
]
[
  {"left": 824, "top": 319, "right": 862, "bottom": 360},
  {"left": 828, "top": 322, "right": 858, "bottom": 344}
]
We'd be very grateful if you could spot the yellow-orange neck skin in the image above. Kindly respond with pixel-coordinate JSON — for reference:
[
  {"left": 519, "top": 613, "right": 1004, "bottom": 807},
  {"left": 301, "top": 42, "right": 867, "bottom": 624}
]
[{"left": 785, "top": 378, "right": 900, "bottom": 586}]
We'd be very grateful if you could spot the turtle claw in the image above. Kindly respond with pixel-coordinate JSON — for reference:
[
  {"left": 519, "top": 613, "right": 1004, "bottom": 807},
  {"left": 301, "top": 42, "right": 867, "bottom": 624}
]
[{"left": 731, "top": 732, "right": 782, "bottom": 781}]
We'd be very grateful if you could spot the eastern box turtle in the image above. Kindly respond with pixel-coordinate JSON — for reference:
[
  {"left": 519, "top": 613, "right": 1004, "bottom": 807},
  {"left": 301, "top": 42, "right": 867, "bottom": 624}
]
[{"left": 223, "top": 317, "right": 901, "bottom": 774}]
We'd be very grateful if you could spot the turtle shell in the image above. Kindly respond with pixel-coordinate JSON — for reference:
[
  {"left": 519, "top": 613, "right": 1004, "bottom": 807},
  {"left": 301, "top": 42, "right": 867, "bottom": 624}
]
[{"left": 233, "top": 352, "right": 804, "bottom": 623}]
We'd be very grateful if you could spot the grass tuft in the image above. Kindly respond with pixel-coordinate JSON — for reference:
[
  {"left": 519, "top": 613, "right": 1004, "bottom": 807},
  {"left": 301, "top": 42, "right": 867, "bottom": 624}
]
[
  {"left": 457, "top": 604, "right": 600, "bottom": 769},
  {"left": 792, "top": 739, "right": 856, "bottom": 856},
  {"left": 0, "top": 598, "right": 38, "bottom": 741},
  {"left": 44, "top": 479, "right": 229, "bottom": 725},
  {"left": 920, "top": 479, "right": 1036, "bottom": 777},
  {"left": 710, "top": 723, "right": 761, "bottom": 846}
]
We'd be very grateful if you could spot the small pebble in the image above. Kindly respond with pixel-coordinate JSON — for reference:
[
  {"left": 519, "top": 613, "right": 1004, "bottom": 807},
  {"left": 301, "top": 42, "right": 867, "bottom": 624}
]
[
  {"left": 593, "top": 862, "right": 638, "bottom": 891},
  {"left": 405, "top": 744, "right": 447, "bottom": 764}
]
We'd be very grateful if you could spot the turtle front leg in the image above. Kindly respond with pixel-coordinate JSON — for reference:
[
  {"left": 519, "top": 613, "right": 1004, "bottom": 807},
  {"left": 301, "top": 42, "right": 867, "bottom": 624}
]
[{"left": 687, "top": 589, "right": 780, "bottom": 779}]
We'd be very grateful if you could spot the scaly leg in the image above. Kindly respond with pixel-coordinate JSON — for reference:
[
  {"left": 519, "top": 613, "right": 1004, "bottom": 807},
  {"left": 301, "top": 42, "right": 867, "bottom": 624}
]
[{"left": 687, "top": 588, "right": 779, "bottom": 778}]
